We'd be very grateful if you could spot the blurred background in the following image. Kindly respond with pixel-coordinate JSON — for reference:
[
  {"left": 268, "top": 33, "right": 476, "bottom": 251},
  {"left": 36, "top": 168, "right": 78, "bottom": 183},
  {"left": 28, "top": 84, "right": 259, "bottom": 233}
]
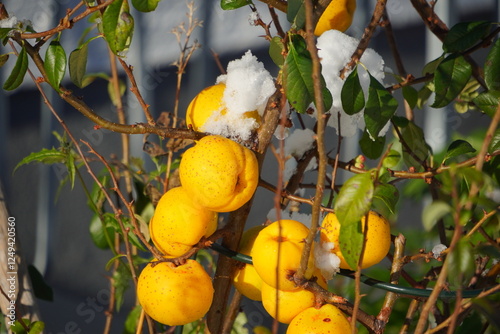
[{"left": 0, "top": 0, "right": 499, "bottom": 332}]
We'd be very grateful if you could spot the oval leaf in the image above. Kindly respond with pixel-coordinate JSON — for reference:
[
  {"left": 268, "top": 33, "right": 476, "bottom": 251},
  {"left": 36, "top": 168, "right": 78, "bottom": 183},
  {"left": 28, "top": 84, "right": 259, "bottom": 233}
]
[
  {"left": 359, "top": 129, "right": 385, "bottom": 160},
  {"left": 448, "top": 237, "right": 475, "bottom": 287},
  {"left": 402, "top": 85, "right": 418, "bottom": 109},
  {"left": 373, "top": 183, "right": 399, "bottom": 214},
  {"left": 432, "top": 54, "right": 472, "bottom": 108},
  {"left": 132, "top": 0, "right": 161, "bottom": 12},
  {"left": 103, "top": 0, "right": 134, "bottom": 55},
  {"left": 485, "top": 38, "right": 500, "bottom": 91},
  {"left": 0, "top": 53, "right": 9, "bottom": 68},
  {"left": 473, "top": 90, "right": 500, "bottom": 117},
  {"left": 69, "top": 43, "right": 89, "bottom": 88},
  {"left": 442, "top": 139, "right": 476, "bottom": 164},
  {"left": 284, "top": 34, "right": 332, "bottom": 113},
  {"left": 422, "top": 200, "right": 451, "bottom": 231},
  {"left": 334, "top": 172, "right": 374, "bottom": 269},
  {"left": 364, "top": 72, "right": 398, "bottom": 138},
  {"left": 443, "top": 21, "right": 491, "bottom": 53},
  {"left": 400, "top": 121, "right": 429, "bottom": 171},
  {"left": 3, "top": 46, "right": 28, "bottom": 91},
  {"left": 44, "top": 40, "right": 67, "bottom": 91},
  {"left": 341, "top": 65, "right": 365, "bottom": 115},
  {"left": 220, "top": 0, "right": 251, "bottom": 10},
  {"left": 269, "top": 36, "right": 285, "bottom": 67}
]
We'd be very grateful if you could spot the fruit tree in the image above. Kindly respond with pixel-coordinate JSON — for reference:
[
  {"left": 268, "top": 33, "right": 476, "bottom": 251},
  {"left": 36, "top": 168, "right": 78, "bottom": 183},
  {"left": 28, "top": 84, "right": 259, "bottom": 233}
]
[{"left": 0, "top": 0, "right": 499, "bottom": 333}]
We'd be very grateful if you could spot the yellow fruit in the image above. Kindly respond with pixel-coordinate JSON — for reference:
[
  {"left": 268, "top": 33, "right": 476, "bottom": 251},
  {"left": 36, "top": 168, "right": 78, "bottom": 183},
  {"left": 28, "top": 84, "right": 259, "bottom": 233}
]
[
  {"left": 320, "top": 211, "right": 391, "bottom": 270},
  {"left": 232, "top": 225, "right": 266, "bottom": 301},
  {"left": 314, "top": 0, "right": 356, "bottom": 36},
  {"left": 286, "top": 304, "right": 352, "bottom": 334},
  {"left": 179, "top": 135, "right": 259, "bottom": 212},
  {"left": 261, "top": 281, "right": 317, "bottom": 324},
  {"left": 137, "top": 259, "right": 214, "bottom": 326},
  {"left": 186, "top": 83, "right": 261, "bottom": 132},
  {"left": 251, "top": 220, "right": 316, "bottom": 291},
  {"left": 149, "top": 186, "right": 218, "bottom": 257}
]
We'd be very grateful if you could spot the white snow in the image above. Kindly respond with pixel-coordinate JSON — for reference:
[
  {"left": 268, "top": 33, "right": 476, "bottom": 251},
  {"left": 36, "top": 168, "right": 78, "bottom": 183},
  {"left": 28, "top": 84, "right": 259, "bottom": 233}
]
[
  {"left": 266, "top": 208, "right": 312, "bottom": 228},
  {"left": 314, "top": 241, "right": 341, "bottom": 280},
  {"left": 0, "top": 16, "right": 18, "bottom": 28},
  {"left": 284, "top": 128, "right": 316, "bottom": 158},
  {"left": 432, "top": 244, "right": 447, "bottom": 259},
  {"left": 314, "top": 30, "right": 389, "bottom": 138},
  {"left": 203, "top": 50, "right": 275, "bottom": 141}
]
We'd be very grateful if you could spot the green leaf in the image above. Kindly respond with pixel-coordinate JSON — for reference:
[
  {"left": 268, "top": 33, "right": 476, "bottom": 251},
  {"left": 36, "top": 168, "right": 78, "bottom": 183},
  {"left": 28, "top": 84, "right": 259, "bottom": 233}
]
[
  {"left": 220, "top": 0, "right": 251, "bottom": 10},
  {"left": 14, "top": 148, "right": 67, "bottom": 173},
  {"left": 359, "top": 129, "right": 385, "bottom": 160},
  {"left": 391, "top": 115, "right": 409, "bottom": 128},
  {"left": 416, "top": 81, "right": 434, "bottom": 109},
  {"left": 402, "top": 85, "right": 418, "bottom": 109},
  {"left": 287, "top": 0, "right": 305, "bottom": 29},
  {"left": 28, "top": 321, "right": 45, "bottom": 334},
  {"left": 28, "top": 265, "right": 53, "bottom": 301},
  {"left": 341, "top": 65, "right": 365, "bottom": 115},
  {"left": 442, "top": 139, "right": 476, "bottom": 164},
  {"left": 89, "top": 213, "right": 116, "bottom": 249},
  {"left": 44, "top": 40, "right": 67, "bottom": 91},
  {"left": 443, "top": 21, "right": 491, "bottom": 53},
  {"left": 107, "top": 78, "right": 127, "bottom": 106},
  {"left": 472, "top": 90, "right": 500, "bottom": 117},
  {"left": 422, "top": 55, "right": 444, "bottom": 76},
  {"left": 0, "top": 53, "right": 9, "bottom": 68},
  {"left": 364, "top": 73, "right": 398, "bottom": 138},
  {"left": 123, "top": 306, "right": 142, "bottom": 334},
  {"left": 382, "top": 149, "right": 401, "bottom": 169},
  {"left": 3, "top": 46, "right": 29, "bottom": 91},
  {"left": 131, "top": 0, "right": 162, "bottom": 12},
  {"left": 10, "top": 319, "right": 31, "bottom": 334},
  {"left": 432, "top": 54, "right": 472, "bottom": 108},
  {"left": 489, "top": 129, "right": 500, "bottom": 152},
  {"left": 0, "top": 28, "right": 13, "bottom": 41},
  {"left": 113, "top": 262, "right": 131, "bottom": 312},
  {"left": 422, "top": 200, "right": 451, "bottom": 231},
  {"left": 269, "top": 36, "right": 285, "bottom": 67},
  {"left": 69, "top": 43, "right": 89, "bottom": 88},
  {"left": 283, "top": 34, "right": 332, "bottom": 114},
  {"left": 400, "top": 121, "right": 429, "bottom": 171},
  {"left": 448, "top": 237, "right": 475, "bottom": 287},
  {"left": 334, "top": 172, "right": 374, "bottom": 270},
  {"left": 102, "top": 0, "right": 134, "bottom": 55},
  {"left": 372, "top": 183, "right": 399, "bottom": 214},
  {"left": 485, "top": 38, "right": 500, "bottom": 91}
]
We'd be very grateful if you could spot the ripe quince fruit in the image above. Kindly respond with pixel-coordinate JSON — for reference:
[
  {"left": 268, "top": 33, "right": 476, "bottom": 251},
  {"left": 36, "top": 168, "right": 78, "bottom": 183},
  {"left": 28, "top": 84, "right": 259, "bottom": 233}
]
[
  {"left": 251, "top": 219, "right": 316, "bottom": 291},
  {"left": 286, "top": 303, "right": 352, "bottom": 334},
  {"left": 179, "top": 135, "right": 259, "bottom": 212},
  {"left": 314, "top": 0, "right": 356, "bottom": 36},
  {"left": 232, "top": 225, "right": 265, "bottom": 301},
  {"left": 320, "top": 211, "right": 391, "bottom": 270},
  {"left": 186, "top": 83, "right": 261, "bottom": 132},
  {"left": 149, "top": 186, "right": 218, "bottom": 257},
  {"left": 137, "top": 259, "right": 214, "bottom": 326}
]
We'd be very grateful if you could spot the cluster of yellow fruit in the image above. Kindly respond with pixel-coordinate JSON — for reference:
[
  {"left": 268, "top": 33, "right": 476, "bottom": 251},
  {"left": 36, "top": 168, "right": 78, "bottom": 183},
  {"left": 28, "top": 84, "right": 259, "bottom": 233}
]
[
  {"left": 137, "top": 134, "right": 259, "bottom": 326},
  {"left": 232, "top": 211, "right": 391, "bottom": 333}
]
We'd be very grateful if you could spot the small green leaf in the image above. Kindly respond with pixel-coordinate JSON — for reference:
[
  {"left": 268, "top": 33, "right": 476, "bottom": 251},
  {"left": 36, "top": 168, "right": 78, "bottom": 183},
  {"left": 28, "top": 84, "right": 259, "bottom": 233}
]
[
  {"left": 422, "top": 200, "right": 451, "bottom": 231},
  {"left": 283, "top": 34, "right": 332, "bottom": 113},
  {"left": 448, "top": 237, "right": 475, "bottom": 287},
  {"left": 0, "top": 28, "right": 13, "bottom": 41},
  {"left": 28, "top": 321, "right": 45, "bottom": 334},
  {"left": 102, "top": 0, "right": 134, "bottom": 55},
  {"left": 364, "top": 73, "right": 398, "bottom": 138},
  {"left": 113, "top": 262, "right": 131, "bottom": 312},
  {"left": 44, "top": 39, "right": 67, "bottom": 91},
  {"left": 14, "top": 148, "right": 67, "bottom": 173},
  {"left": 422, "top": 55, "right": 444, "bottom": 75},
  {"left": 3, "top": 46, "right": 28, "bottom": 91},
  {"left": 485, "top": 38, "right": 500, "bottom": 91},
  {"left": 269, "top": 36, "right": 285, "bottom": 67},
  {"left": 335, "top": 172, "right": 374, "bottom": 270},
  {"left": 131, "top": 0, "right": 162, "bottom": 12},
  {"left": 400, "top": 121, "right": 429, "bottom": 171},
  {"left": 69, "top": 43, "right": 89, "bottom": 88},
  {"left": 359, "top": 129, "right": 385, "bottom": 160},
  {"left": 220, "top": 0, "right": 251, "bottom": 10},
  {"left": 442, "top": 139, "right": 476, "bottom": 164},
  {"left": 432, "top": 54, "right": 472, "bottom": 108},
  {"left": 287, "top": 0, "right": 305, "bottom": 29},
  {"left": 402, "top": 85, "right": 418, "bottom": 109},
  {"left": 382, "top": 149, "right": 401, "bottom": 169},
  {"left": 373, "top": 183, "right": 399, "bottom": 214},
  {"left": 89, "top": 213, "right": 116, "bottom": 249},
  {"left": 0, "top": 53, "right": 9, "bottom": 68},
  {"left": 443, "top": 21, "right": 491, "bottom": 53},
  {"left": 10, "top": 319, "right": 31, "bottom": 334},
  {"left": 341, "top": 65, "right": 365, "bottom": 115},
  {"left": 416, "top": 81, "right": 434, "bottom": 109},
  {"left": 107, "top": 79, "right": 126, "bottom": 106},
  {"left": 123, "top": 306, "right": 142, "bottom": 334},
  {"left": 472, "top": 90, "right": 500, "bottom": 117},
  {"left": 28, "top": 265, "right": 53, "bottom": 301},
  {"left": 489, "top": 129, "right": 500, "bottom": 152},
  {"left": 391, "top": 115, "right": 409, "bottom": 128}
]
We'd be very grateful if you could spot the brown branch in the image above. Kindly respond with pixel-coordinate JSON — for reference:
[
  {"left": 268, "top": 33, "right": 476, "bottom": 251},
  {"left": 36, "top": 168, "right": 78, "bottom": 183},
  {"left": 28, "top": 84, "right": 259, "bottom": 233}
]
[
  {"left": 339, "top": 0, "right": 388, "bottom": 79},
  {"left": 256, "top": 0, "right": 287, "bottom": 13}
]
